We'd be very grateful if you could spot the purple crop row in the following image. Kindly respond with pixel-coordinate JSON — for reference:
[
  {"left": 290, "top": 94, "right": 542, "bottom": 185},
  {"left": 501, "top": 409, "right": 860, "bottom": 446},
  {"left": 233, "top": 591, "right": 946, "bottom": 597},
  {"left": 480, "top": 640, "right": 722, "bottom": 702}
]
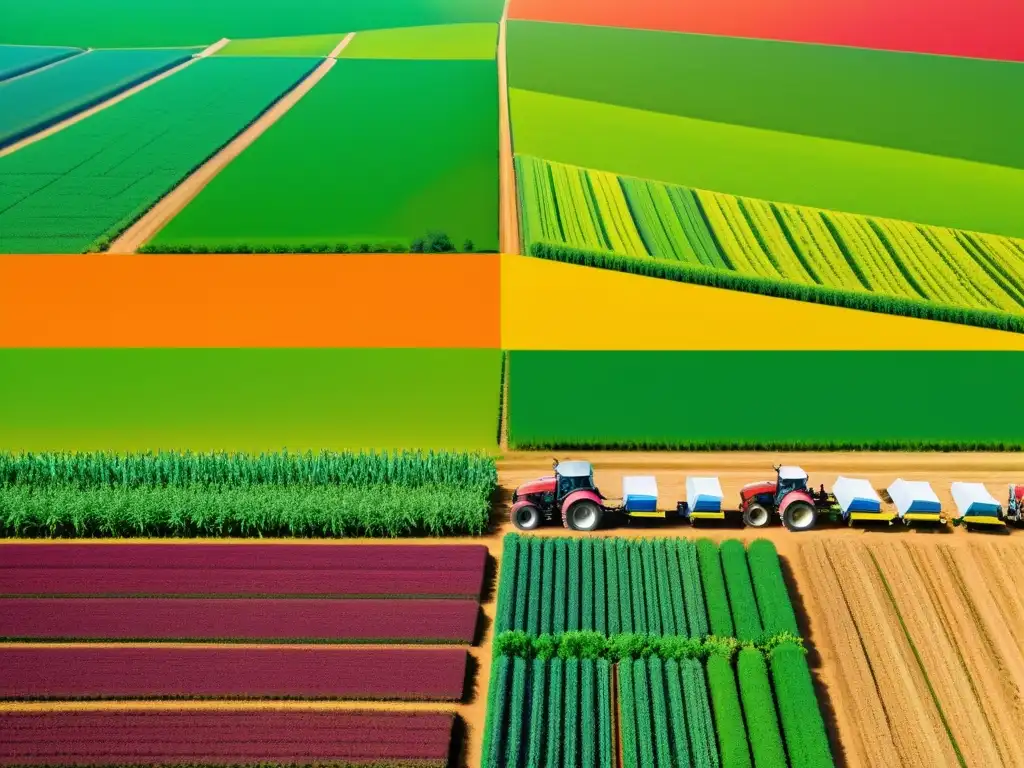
[
  {"left": 0, "top": 544, "right": 487, "bottom": 599},
  {"left": 0, "top": 599, "right": 478, "bottom": 644},
  {"left": 0, "top": 647, "right": 467, "bottom": 701},
  {"left": 0, "top": 711, "right": 452, "bottom": 766}
]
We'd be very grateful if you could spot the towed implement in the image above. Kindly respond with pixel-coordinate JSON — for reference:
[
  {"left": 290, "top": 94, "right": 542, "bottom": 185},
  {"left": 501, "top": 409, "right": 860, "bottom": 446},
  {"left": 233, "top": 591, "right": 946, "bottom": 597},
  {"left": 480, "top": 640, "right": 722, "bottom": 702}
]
[{"left": 950, "top": 482, "right": 1024, "bottom": 527}]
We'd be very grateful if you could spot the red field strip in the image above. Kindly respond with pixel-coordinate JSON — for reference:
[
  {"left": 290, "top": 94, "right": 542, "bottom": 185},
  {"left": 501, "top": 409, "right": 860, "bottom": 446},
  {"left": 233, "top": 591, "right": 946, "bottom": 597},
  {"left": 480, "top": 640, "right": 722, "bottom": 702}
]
[
  {"left": 0, "top": 599, "right": 478, "bottom": 644},
  {"left": 0, "top": 254, "right": 500, "bottom": 348},
  {"left": 509, "top": 0, "right": 1024, "bottom": 62},
  {"left": 0, "top": 544, "right": 488, "bottom": 599},
  {"left": 0, "top": 647, "right": 467, "bottom": 701},
  {"left": 0, "top": 710, "right": 452, "bottom": 766}
]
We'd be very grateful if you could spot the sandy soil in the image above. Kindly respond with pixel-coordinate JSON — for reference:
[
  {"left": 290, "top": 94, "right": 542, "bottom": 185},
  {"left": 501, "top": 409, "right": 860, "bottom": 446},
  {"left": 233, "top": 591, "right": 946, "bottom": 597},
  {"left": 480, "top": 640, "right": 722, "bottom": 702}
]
[
  {"left": 497, "top": 0, "right": 521, "bottom": 255},
  {"left": 107, "top": 33, "right": 356, "bottom": 254},
  {"left": 0, "top": 39, "right": 227, "bottom": 159}
]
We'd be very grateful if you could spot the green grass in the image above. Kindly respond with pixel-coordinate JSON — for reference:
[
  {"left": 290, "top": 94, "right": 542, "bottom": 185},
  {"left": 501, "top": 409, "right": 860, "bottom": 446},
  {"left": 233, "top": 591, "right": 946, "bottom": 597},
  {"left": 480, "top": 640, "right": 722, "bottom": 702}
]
[
  {"left": 216, "top": 33, "right": 347, "bottom": 57},
  {"left": 508, "top": 351, "right": 1024, "bottom": 449},
  {"left": 0, "top": 56, "right": 317, "bottom": 254},
  {"left": 341, "top": 23, "right": 497, "bottom": 60},
  {"left": 509, "top": 88, "right": 1024, "bottom": 239},
  {"left": 0, "top": 49, "right": 193, "bottom": 148},
  {"left": 0, "top": 44, "right": 80, "bottom": 80},
  {"left": 151, "top": 59, "right": 498, "bottom": 252},
  {"left": 0, "top": 0, "right": 505, "bottom": 48},
  {"left": 508, "top": 21, "right": 1024, "bottom": 171},
  {"left": 0, "top": 348, "right": 502, "bottom": 452}
]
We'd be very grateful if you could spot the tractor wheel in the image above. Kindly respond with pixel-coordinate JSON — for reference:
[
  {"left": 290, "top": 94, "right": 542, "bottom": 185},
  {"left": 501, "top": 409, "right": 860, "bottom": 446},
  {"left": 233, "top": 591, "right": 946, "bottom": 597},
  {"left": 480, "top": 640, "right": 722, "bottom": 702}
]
[
  {"left": 511, "top": 504, "right": 541, "bottom": 531},
  {"left": 782, "top": 502, "right": 817, "bottom": 532},
  {"left": 565, "top": 501, "right": 602, "bottom": 532},
  {"left": 743, "top": 503, "right": 772, "bottom": 528}
]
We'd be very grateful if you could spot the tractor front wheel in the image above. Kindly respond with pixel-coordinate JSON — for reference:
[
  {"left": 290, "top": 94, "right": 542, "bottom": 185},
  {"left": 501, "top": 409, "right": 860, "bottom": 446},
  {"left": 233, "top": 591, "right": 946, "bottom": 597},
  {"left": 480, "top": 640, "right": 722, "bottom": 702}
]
[
  {"left": 782, "top": 502, "right": 817, "bottom": 532},
  {"left": 511, "top": 504, "right": 541, "bottom": 531},
  {"left": 565, "top": 501, "right": 602, "bottom": 532},
  {"left": 743, "top": 503, "right": 772, "bottom": 528}
]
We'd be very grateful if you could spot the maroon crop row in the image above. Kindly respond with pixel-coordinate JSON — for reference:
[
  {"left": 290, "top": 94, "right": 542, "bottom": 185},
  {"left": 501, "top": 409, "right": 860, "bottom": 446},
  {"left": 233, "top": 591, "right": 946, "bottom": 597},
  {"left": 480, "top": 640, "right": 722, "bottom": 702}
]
[
  {"left": 0, "top": 599, "right": 478, "bottom": 643},
  {"left": 0, "top": 544, "right": 487, "bottom": 599},
  {"left": 0, "top": 710, "right": 452, "bottom": 766},
  {"left": 0, "top": 647, "right": 467, "bottom": 701}
]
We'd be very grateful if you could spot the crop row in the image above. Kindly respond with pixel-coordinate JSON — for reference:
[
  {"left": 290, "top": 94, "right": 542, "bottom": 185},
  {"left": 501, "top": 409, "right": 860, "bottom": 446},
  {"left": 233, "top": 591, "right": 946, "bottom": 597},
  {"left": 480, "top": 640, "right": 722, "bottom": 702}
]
[
  {"left": 496, "top": 535, "right": 708, "bottom": 638},
  {"left": 0, "top": 710, "right": 454, "bottom": 767},
  {"left": 496, "top": 534, "right": 798, "bottom": 645},
  {"left": 518, "top": 155, "right": 1024, "bottom": 331},
  {"left": 0, "top": 543, "right": 488, "bottom": 599},
  {"left": 0, "top": 647, "right": 466, "bottom": 701},
  {"left": 0, "top": 598, "right": 478, "bottom": 644},
  {"left": 482, "top": 655, "right": 614, "bottom": 768},
  {"left": 0, "top": 44, "right": 81, "bottom": 82}
]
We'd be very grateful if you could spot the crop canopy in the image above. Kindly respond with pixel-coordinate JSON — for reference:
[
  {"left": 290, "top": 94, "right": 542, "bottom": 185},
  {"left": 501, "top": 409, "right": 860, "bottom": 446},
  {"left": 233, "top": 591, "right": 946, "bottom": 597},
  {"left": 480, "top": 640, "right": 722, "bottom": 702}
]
[
  {"left": 686, "top": 475, "right": 723, "bottom": 512},
  {"left": 951, "top": 482, "right": 1001, "bottom": 518},
  {"left": 832, "top": 476, "right": 881, "bottom": 514},
  {"left": 888, "top": 478, "right": 941, "bottom": 517},
  {"left": 623, "top": 475, "right": 657, "bottom": 512}
]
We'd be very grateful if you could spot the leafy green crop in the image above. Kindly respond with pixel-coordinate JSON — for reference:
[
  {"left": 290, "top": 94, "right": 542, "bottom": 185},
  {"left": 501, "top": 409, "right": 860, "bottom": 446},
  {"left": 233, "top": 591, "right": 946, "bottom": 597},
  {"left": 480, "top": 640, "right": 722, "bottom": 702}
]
[
  {"left": 665, "top": 658, "right": 694, "bottom": 768},
  {"left": 597, "top": 659, "right": 614, "bottom": 768},
  {"left": 680, "top": 540, "right": 709, "bottom": 639},
  {"left": 747, "top": 540, "right": 800, "bottom": 638},
  {"left": 554, "top": 539, "right": 568, "bottom": 634},
  {"left": 619, "top": 656, "right": 639, "bottom": 768},
  {"left": 697, "top": 540, "right": 735, "bottom": 638},
  {"left": 525, "top": 657, "right": 546, "bottom": 768},
  {"left": 770, "top": 643, "right": 834, "bottom": 768},
  {"left": 581, "top": 658, "right": 597, "bottom": 768},
  {"left": 513, "top": 539, "right": 530, "bottom": 632},
  {"left": 720, "top": 540, "right": 764, "bottom": 643},
  {"left": 594, "top": 539, "right": 607, "bottom": 634},
  {"left": 527, "top": 538, "right": 542, "bottom": 636},
  {"left": 582, "top": 538, "right": 595, "bottom": 631},
  {"left": 546, "top": 659, "right": 564, "bottom": 768},
  {"left": 567, "top": 538, "right": 581, "bottom": 631},
  {"left": 481, "top": 654, "right": 510, "bottom": 767},
  {"left": 504, "top": 657, "right": 528, "bottom": 767},
  {"left": 617, "top": 539, "right": 633, "bottom": 633},
  {"left": 642, "top": 541, "right": 662, "bottom": 636},
  {"left": 707, "top": 654, "right": 753, "bottom": 768},
  {"left": 540, "top": 539, "right": 555, "bottom": 636},
  {"left": 564, "top": 658, "right": 580, "bottom": 768},
  {"left": 683, "top": 658, "right": 720, "bottom": 768},
  {"left": 605, "top": 540, "right": 621, "bottom": 634},
  {"left": 737, "top": 648, "right": 787, "bottom": 768},
  {"left": 495, "top": 535, "right": 519, "bottom": 635},
  {"left": 630, "top": 542, "right": 648, "bottom": 634}
]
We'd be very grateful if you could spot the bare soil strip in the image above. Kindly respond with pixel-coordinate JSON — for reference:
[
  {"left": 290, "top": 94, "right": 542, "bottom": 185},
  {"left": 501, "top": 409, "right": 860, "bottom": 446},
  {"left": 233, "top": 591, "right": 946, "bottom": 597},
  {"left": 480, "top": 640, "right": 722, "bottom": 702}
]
[
  {"left": 498, "top": 0, "right": 521, "bottom": 255},
  {"left": 0, "top": 39, "right": 227, "bottom": 159},
  {"left": 107, "top": 33, "right": 356, "bottom": 254}
]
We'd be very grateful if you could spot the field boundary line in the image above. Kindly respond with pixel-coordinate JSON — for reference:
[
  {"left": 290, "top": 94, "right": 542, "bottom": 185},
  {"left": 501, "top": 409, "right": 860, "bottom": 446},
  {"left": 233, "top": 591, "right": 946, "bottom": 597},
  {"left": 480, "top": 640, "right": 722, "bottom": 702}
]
[
  {"left": 0, "top": 39, "right": 226, "bottom": 159},
  {"left": 197, "top": 38, "right": 230, "bottom": 57},
  {"left": 106, "top": 34, "right": 355, "bottom": 254},
  {"left": 327, "top": 33, "right": 356, "bottom": 59},
  {"left": 0, "top": 48, "right": 91, "bottom": 85},
  {"left": 0, "top": 699, "right": 459, "bottom": 713},
  {"left": 498, "top": 0, "right": 521, "bottom": 255},
  {"left": 0, "top": 642, "right": 472, "bottom": 651}
]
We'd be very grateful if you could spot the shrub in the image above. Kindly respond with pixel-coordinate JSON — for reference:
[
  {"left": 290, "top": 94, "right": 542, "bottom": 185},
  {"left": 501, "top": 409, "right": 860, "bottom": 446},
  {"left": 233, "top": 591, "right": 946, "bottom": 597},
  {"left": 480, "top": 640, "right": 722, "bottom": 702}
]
[
  {"left": 737, "top": 648, "right": 787, "bottom": 768},
  {"left": 720, "top": 539, "right": 764, "bottom": 643},
  {"left": 697, "top": 539, "right": 735, "bottom": 638},
  {"left": 707, "top": 654, "right": 753, "bottom": 768},
  {"left": 747, "top": 539, "right": 800, "bottom": 638},
  {"left": 493, "top": 629, "right": 532, "bottom": 659},
  {"left": 770, "top": 643, "right": 834, "bottom": 768}
]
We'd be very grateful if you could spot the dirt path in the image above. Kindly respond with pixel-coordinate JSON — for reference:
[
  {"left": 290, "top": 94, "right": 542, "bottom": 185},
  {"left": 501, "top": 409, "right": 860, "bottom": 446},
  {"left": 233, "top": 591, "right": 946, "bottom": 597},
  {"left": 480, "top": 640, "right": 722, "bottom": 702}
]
[
  {"left": 106, "top": 33, "right": 356, "bottom": 254},
  {"left": 0, "top": 39, "right": 228, "bottom": 159},
  {"left": 498, "top": 0, "right": 521, "bottom": 255}
]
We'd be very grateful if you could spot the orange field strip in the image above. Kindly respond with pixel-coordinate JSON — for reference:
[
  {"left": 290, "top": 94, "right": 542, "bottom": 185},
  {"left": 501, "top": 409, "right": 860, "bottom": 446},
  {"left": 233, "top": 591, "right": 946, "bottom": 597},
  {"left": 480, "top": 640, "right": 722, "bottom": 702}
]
[{"left": 0, "top": 253, "right": 500, "bottom": 348}]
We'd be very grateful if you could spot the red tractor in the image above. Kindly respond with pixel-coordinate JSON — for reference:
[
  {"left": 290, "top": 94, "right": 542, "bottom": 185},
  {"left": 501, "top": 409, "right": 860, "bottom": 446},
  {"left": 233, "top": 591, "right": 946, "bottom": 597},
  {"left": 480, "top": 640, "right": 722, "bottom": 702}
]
[
  {"left": 1010, "top": 484, "right": 1024, "bottom": 523},
  {"left": 510, "top": 460, "right": 606, "bottom": 531},
  {"left": 738, "top": 465, "right": 835, "bottom": 531}
]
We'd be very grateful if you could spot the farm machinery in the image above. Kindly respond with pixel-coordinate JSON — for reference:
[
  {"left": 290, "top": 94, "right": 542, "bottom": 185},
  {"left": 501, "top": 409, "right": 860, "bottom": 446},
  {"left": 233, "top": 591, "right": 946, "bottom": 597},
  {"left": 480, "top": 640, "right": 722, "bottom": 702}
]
[{"left": 949, "top": 482, "right": 1024, "bottom": 527}]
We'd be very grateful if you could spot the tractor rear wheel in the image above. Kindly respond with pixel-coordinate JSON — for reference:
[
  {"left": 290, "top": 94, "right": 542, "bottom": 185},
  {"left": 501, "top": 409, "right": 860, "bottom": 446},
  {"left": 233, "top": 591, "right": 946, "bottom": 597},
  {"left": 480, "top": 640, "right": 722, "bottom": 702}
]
[
  {"left": 782, "top": 502, "right": 817, "bottom": 532},
  {"left": 511, "top": 504, "right": 541, "bottom": 531},
  {"left": 743, "top": 503, "right": 771, "bottom": 528},
  {"left": 565, "top": 501, "right": 602, "bottom": 532}
]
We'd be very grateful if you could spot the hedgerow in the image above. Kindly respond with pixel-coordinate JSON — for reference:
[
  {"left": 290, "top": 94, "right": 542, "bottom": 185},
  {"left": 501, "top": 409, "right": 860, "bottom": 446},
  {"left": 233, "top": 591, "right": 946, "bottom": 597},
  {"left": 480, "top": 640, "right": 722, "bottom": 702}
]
[
  {"left": 707, "top": 654, "right": 753, "bottom": 768},
  {"left": 747, "top": 540, "right": 800, "bottom": 638},
  {"left": 770, "top": 643, "right": 834, "bottom": 768},
  {"left": 510, "top": 436, "right": 1024, "bottom": 451},
  {"left": 697, "top": 540, "right": 735, "bottom": 638},
  {"left": 737, "top": 648, "right": 787, "bottom": 768},
  {"left": 493, "top": 630, "right": 753, "bottom": 661},
  {"left": 721, "top": 540, "right": 765, "bottom": 643}
]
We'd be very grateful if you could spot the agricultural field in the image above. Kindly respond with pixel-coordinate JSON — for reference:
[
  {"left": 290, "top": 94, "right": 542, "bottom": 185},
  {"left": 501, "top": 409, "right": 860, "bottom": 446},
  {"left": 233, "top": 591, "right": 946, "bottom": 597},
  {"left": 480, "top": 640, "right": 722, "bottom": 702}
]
[
  {"left": 340, "top": 23, "right": 498, "bottom": 60},
  {"left": 0, "top": 348, "right": 502, "bottom": 453},
  {"left": 483, "top": 533, "right": 833, "bottom": 767},
  {"left": 215, "top": 33, "right": 348, "bottom": 57},
  {"left": 0, "top": 450, "right": 498, "bottom": 538},
  {"left": 507, "top": 350, "right": 1024, "bottom": 450},
  {"left": 0, "top": 48, "right": 194, "bottom": 148},
  {"left": 0, "top": 44, "right": 80, "bottom": 80},
  {"left": 147, "top": 58, "right": 499, "bottom": 253},
  {"left": 0, "top": 56, "right": 318, "bottom": 254},
  {"left": 801, "top": 538, "right": 1024, "bottom": 768},
  {"left": 518, "top": 156, "right": 1024, "bottom": 330}
]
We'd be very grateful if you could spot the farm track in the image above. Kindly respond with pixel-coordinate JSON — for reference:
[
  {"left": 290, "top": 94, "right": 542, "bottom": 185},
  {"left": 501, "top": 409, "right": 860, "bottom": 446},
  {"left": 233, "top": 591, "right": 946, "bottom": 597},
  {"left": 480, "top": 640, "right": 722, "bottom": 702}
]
[
  {"left": 0, "top": 38, "right": 228, "bottom": 159},
  {"left": 498, "top": 0, "right": 521, "bottom": 255},
  {"left": 107, "top": 33, "right": 356, "bottom": 253}
]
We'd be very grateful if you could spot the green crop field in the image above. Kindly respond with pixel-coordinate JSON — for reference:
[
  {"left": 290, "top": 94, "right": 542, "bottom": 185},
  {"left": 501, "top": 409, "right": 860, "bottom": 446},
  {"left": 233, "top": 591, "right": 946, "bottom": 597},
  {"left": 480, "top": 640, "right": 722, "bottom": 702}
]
[
  {"left": 0, "top": 48, "right": 193, "bottom": 147},
  {"left": 518, "top": 156, "right": 1024, "bottom": 328},
  {"left": 0, "top": 348, "right": 502, "bottom": 452},
  {"left": 216, "top": 33, "right": 346, "bottom": 57},
  {"left": 508, "top": 351, "right": 1024, "bottom": 449},
  {"left": 341, "top": 23, "right": 497, "bottom": 60},
  {"left": 510, "top": 89, "right": 1024, "bottom": 239},
  {"left": 0, "top": 44, "right": 80, "bottom": 80},
  {"left": 0, "top": 56, "right": 316, "bottom": 254},
  {"left": 0, "top": 0, "right": 505, "bottom": 48},
  {"left": 508, "top": 21, "right": 1024, "bottom": 171},
  {"left": 149, "top": 58, "right": 499, "bottom": 252}
]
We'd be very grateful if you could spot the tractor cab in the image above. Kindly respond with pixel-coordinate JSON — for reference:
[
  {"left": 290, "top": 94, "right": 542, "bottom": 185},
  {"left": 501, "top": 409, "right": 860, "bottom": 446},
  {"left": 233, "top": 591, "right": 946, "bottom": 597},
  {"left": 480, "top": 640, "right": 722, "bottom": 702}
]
[
  {"left": 554, "top": 460, "right": 600, "bottom": 500},
  {"left": 774, "top": 465, "right": 809, "bottom": 505}
]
